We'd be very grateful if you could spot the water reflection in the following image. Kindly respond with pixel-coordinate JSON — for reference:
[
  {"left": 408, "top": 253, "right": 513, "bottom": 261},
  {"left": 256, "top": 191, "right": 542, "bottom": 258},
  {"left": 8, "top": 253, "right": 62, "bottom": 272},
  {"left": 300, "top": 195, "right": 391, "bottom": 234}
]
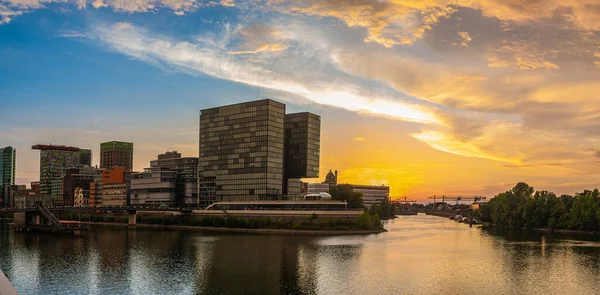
[{"left": 1, "top": 216, "right": 600, "bottom": 294}]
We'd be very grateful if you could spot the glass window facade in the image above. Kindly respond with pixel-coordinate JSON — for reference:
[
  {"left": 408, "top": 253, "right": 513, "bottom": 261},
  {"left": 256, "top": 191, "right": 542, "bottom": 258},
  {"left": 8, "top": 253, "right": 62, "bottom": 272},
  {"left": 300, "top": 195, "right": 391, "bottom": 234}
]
[
  {"left": 284, "top": 112, "right": 321, "bottom": 179},
  {"left": 199, "top": 99, "right": 286, "bottom": 205},
  {"left": 100, "top": 141, "right": 134, "bottom": 171},
  {"left": 0, "top": 146, "right": 16, "bottom": 205}
]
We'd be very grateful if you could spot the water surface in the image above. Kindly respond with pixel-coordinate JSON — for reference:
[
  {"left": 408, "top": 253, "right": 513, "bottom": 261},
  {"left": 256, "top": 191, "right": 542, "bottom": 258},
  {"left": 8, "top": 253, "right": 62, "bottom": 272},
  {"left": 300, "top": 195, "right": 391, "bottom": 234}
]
[{"left": 1, "top": 215, "right": 599, "bottom": 295}]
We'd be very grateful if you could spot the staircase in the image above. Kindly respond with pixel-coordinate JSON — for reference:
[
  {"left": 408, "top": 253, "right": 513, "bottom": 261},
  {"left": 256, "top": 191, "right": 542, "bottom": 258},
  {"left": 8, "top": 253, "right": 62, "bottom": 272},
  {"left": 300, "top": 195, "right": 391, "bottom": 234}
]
[{"left": 35, "top": 204, "right": 62, "bottom": 227}]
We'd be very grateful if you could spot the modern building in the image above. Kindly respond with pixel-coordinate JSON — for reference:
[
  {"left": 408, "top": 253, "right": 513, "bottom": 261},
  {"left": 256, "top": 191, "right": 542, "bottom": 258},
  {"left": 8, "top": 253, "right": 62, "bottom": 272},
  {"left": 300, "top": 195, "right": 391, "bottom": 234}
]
[
  {"left": 32, "top": 144, "right": 92, "bottom": 196},
  {"left": 130, "top": 167, "right": 176, "bottom": 206},
  {"left": 198, "top": 99, "right": 321, "bottom": 206},
  {"left": 283, "top": 112, "right": 321, "bottom": 199},
  {"left": 0, "top": 147, "right": 16, "bottom": 206},
  {"left": 284, "top": 112, "right": 320, "bottom": 178},
  {"left": 352, "top": 184, "right": 390, "bottom": 208},
  {"left": 89, "top": 173, "right": 103, "bottom": 207},
  {"left": 50, "top": 179, "right": 64, "bottom": 202},
  {"left": 74, "top": 187, "right": 89, "bottom": 207},
  {"left": 151, "top": 151, "right": 199, "bottom": 206},
  {"left": 30, "top": 181, "right": 40, "bottom": 195},
  {"left": 3, "top": 184, "right": 25, "bottom": 208},
  {"left": 62, "top": 166, "right": 100, "bottom": 206},
  {"left": 307, "top": 170, "right": 390, "bottom": 208},
  {"left": 102, "top": 183, "right": 128, "bottom": 207},
  {"left": 100, "top": 166, "right": 129, "bottom": 207},
  {"left": 100, "top": 141, "right": 134, "bottom": 171}
]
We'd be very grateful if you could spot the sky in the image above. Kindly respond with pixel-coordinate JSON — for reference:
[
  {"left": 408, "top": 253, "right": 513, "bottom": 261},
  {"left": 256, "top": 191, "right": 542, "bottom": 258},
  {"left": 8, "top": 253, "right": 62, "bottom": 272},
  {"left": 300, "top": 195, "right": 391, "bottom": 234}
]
[{"left": 1, "top": 0, "right": 599, "bottom": 200}]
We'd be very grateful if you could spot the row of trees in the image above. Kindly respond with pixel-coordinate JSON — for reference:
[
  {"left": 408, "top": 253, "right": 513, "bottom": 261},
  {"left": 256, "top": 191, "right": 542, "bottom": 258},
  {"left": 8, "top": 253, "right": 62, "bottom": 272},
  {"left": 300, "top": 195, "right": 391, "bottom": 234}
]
[
  {"left": 329, "top": 184, "right": 396, "bottom": 219},
  {"left": 480, "top": 182, "right": 600, "bottom": 231}
]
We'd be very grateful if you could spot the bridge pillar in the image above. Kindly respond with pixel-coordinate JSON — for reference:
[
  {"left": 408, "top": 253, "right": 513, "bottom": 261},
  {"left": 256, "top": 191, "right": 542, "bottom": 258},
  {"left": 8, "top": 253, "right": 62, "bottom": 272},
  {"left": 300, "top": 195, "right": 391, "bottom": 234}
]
[
  {"left": 34, "top": 213, "right": 41, "bottom": 226},
  {"left": 128, "top": 210, "right": 137, "bottom": 227}
]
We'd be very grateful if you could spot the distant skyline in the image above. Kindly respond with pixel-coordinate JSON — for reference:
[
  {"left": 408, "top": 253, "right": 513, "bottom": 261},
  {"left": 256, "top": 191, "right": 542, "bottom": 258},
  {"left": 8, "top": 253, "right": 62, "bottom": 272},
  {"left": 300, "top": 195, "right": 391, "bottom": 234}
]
[{"left": 1, "top": 0, "right": 600, "bottom": 199}]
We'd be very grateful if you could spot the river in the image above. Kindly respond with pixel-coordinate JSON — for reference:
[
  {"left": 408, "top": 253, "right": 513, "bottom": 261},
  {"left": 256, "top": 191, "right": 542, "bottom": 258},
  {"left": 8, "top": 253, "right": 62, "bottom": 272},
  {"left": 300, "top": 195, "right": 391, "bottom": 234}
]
[{"left": 1, "top": 214, "right": 599, "bottom": 295}]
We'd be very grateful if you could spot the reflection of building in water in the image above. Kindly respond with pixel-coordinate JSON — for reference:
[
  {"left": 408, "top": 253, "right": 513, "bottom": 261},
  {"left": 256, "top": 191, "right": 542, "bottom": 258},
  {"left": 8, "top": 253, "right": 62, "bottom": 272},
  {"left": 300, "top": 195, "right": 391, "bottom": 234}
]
[{"left": 197, "top": 235, "right": 320, "bottom": 294}]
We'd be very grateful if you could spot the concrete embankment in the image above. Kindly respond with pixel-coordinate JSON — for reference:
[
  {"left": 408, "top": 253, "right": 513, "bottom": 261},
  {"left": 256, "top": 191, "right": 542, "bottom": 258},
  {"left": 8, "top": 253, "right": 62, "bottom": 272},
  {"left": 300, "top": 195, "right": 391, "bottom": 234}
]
[{"left": 78, "top": 221, "right": 387, "bottom": 236}]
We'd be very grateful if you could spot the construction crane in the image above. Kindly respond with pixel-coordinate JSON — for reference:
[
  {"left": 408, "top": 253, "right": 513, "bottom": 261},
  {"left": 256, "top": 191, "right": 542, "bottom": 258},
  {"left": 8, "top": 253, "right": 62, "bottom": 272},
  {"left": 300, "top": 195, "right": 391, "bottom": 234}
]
[
  {"left": 428, "top": 195, "right": 486, "bottom": 206},
  {"left": 391, "top": 196, "right": 417, "bottom": 209}
]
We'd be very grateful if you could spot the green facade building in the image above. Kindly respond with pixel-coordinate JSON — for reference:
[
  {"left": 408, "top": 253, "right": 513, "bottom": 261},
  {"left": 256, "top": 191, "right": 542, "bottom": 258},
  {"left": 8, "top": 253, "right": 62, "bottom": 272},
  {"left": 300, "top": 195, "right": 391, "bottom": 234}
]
[{"left": 100, "top": 141, "right": 134, "bottom": 171}]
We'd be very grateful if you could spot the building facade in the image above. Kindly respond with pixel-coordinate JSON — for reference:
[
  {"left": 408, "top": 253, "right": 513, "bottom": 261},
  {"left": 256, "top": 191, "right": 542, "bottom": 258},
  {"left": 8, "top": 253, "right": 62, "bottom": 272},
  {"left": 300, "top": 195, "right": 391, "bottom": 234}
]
[
  {"left": 3, "top": 184, "right": 25, "bottom": 208},
  {"left": 30, "top": 181, "right": 40, "bottom": 195},
  {"left": 352, "top": 185, "right": 390, "bottom": 208},
  {"left": 32, "top": 144, "right": 91, "bottom": 196},
  {"left": 0, "top": 147, "right": 16, "bottom": 206},
  {"left": 100, "top": 141, "right": 134, "bottom": 171},
  {"left": 102, "top": 183, "right": 128, "bottom": 207},
  {"left": 307, "top": 170, "right": 390, "bottom": 208},
  {"left": 100, "top": 166, "right": 129, "bottom": 207},
  {"left": 151, "top": 151, "right": 199, "bottom": 206},
  {"left": 130, "top": 168, "right": 176, "bottom": 206},
  {"left": 284, "top": 112, "right": 321, "bottom": 178},
  {"left": 90, "top": 173, "right": 103, "bottom": 207},
  {"left": 63, "top": 166, "right": 99, "bottom": 206},
  {"left": 199, "top": 99, "right": 321, "bottom": 206}
]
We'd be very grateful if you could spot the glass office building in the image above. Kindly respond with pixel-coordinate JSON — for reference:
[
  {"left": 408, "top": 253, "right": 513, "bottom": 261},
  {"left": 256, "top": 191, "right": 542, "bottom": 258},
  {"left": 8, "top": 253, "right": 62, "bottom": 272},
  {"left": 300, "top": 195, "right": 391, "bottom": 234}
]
[
  {"left": 0, "top": 146, "right": 16, "bottom": 205},
  {"left": 284, "top": 112, "right": 321, "bottom": 178},
  {"left": 32, "top": 144, "right": 91, "bottom": 196},
  {"left": 199, "top": 99, "right": 321, "bottom": 206},
  {"left": 199, "top": 99, "right": 286, "bottom": 205}
]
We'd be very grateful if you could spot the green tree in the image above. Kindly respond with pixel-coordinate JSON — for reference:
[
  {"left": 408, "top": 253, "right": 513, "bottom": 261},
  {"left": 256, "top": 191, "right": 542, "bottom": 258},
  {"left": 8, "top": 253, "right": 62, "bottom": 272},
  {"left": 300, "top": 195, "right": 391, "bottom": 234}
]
[
  {"left": 330, "top": 184, "right": 364, "bottom": 209},
  {"left": 569, "top": 189, "right": 600, "bottom": 230}
]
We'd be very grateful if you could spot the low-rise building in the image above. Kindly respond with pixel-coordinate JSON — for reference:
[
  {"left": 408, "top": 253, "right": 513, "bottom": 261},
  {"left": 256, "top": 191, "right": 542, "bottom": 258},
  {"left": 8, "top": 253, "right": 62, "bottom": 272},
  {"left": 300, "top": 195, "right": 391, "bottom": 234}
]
[
  {"left": 150, "top": 151, "right": 199, "bottom": 206},
  {"left": 352, "top": 185, "right": 390, "bottom": 208},
  {"left": 130, "top": 167, "right": 176, "bottom": 206},
  {"left": 74, "top": 187, "right": 89, "bottom": 207},
  {"left": 63, "top": 166, "right": 100, "bottom": 206},
  {"left": 102, "top": 183, "right": 128, "bottom": 207},
  {"left": 3, "top": 185, "right": 26, "bottom": 208},
  {"left": 307, "top": 170, "right": 390, "bottom": 208}
]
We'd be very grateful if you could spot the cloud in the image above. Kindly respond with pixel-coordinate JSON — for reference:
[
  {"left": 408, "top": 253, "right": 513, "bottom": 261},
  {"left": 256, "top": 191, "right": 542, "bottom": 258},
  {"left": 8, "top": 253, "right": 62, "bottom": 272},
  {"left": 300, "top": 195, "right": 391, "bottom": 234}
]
[
  {"left": 456, "top": 31, "right": 472, "bottom": 47},
  {"left": 57, "top": 31, "right": 86, "bottom": 38},
  {"left": 220, "top": 0, "right": 233, "bottom": 7},
  {"left": 0, "top": 0, "right": 235, "bottom": 23},
  {"left": 353, "top": 137, "right": 366, "bottom": 141},
  {"left": 93, "top": 22, "right": 442, "bottom": 125},
  {"left": 227, "top": 24, "right": 289, "bottom": 55}
]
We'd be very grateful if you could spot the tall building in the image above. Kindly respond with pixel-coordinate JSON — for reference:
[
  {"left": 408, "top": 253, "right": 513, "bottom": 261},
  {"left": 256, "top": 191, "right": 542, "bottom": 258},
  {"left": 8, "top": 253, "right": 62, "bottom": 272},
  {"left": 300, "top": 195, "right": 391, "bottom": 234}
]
[
  {"left": 32, "top": 144, "right": 91, "bottom": 196},
  {"left": 0, "top": 147, "right": 16, "bottom": 205},
  {"left": 151, "top": 151, "right": 199, "bottom": 206},
  {"left": 284, "top": 112, "right": 321, "bottom": 198},
  {"left": 284, "top": 112, "right": 321, "bottom": 178},
  {"left": 100, "top": 141, "right": 134, "bottom": 171},
  {"left": 198, "top": 99, "right": 321, "bottom": 206}
]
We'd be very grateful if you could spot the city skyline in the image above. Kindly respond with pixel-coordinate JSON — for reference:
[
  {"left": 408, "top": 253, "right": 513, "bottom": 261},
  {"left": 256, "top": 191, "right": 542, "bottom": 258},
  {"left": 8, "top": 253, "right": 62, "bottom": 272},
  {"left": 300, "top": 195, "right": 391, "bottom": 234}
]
[{"left": 2, "top": 1, "right": 600, "bottom": 199}]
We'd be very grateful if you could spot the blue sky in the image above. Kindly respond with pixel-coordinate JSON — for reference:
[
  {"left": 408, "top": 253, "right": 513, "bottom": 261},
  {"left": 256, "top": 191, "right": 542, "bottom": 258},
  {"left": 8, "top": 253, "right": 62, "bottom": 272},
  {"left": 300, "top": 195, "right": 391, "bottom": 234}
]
[{"left": 1, "top": 0, "right": 600, "bottom": 198}]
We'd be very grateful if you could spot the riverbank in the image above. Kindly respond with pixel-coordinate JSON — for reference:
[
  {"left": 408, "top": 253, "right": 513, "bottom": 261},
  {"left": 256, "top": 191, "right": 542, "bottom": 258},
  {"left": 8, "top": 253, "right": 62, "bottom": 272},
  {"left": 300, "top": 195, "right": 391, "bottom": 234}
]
[
  {"left": 480, "top": 222, "right": 600, "bottom": 235},
  {"left": 531, "top": 227, "right": 600, "bottom": 235},
  {"left": 78, "top": 221, "right": 387, "bottom": 236}
]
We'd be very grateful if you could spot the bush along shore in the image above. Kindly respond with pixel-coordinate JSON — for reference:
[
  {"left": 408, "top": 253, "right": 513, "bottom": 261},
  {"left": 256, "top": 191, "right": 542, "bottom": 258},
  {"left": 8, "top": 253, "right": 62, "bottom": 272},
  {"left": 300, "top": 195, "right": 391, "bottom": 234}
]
[
  {"left": 58, "top": 212, "right": 386, "bottom": 234},
  {"left": 478, "top": 182, "right": 600, "bottom": 233}
]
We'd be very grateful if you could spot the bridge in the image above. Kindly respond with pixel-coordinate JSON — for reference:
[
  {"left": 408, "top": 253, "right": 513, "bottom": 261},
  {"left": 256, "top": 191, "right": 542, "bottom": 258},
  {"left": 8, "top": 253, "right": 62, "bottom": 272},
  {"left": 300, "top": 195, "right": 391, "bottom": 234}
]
[{"left": 1, "top": 206, "right": 193, "bottom": 229}]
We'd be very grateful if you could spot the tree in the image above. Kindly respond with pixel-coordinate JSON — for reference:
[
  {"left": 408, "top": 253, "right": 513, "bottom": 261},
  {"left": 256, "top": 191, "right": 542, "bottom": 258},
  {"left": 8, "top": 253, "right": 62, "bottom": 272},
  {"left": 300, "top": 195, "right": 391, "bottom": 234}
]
[
  {"left": 330, "top": 184, "right": 364, "bottom": 209},
  {"left": 569, "top": 189, "right": 600, "bottom": 231}
]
